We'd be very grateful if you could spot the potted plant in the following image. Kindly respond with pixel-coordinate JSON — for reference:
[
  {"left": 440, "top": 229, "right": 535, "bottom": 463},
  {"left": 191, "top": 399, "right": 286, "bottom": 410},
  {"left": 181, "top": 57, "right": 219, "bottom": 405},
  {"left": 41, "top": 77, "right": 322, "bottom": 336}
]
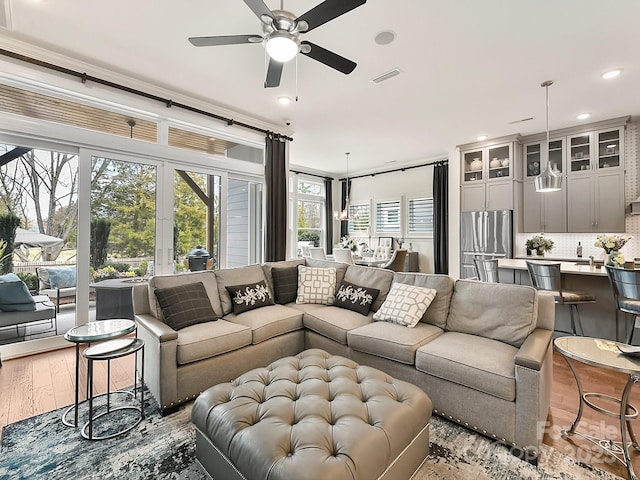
[
  {"left": 525, "top": 234, "right": 554, "bottom": 257},
  {"left": 594, "top": 234, "right": 632, "bottom": 266}
]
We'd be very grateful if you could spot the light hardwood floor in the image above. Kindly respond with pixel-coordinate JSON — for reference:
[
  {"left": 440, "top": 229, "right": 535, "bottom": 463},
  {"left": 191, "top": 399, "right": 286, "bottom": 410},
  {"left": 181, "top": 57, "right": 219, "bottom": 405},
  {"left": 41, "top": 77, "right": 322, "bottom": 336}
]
[{"left": 1, "top": 347, "right": 640, "bottom": 478}]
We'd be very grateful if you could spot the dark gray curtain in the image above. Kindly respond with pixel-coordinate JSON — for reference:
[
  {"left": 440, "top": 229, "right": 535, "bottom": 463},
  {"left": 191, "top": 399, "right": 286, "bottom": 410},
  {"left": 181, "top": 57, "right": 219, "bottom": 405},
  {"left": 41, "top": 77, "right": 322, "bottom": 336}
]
[
  {"left": 433, "top": 161, "right": 448, "bottom": 274},
  {"left": 339, "top": 180, "right": 351, "bottom": 238},
  {"left": 265, "top": 133, "right": 288, "bottom": 261},
  {"left": 324, "top": 178, "right": 333, "bottom": 254}
]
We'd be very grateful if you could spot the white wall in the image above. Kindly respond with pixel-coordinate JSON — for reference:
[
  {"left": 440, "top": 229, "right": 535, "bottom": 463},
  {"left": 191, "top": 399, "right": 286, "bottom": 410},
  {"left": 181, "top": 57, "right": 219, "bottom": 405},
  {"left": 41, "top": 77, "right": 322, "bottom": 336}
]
[{"left": 333, "top": 162, "right": 438, "bottom": 273}]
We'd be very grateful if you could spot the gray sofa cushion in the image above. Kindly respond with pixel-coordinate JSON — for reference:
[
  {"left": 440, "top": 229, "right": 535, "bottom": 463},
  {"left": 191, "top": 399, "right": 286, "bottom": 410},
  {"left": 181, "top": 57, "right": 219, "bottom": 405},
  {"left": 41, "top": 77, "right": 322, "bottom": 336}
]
[
  {"left": 415, "top": 332, "right": 518, "bottom": 401},
  {"left": 304, "top": 258, "right": 348, "bottom": 286},
  {"left": 343, "top": 265, "right": 394, "bottom": 311},
  {"left": 393, "top": 273, "right": 454, "bottom": 329},
  {"left": 148, "top": 270, "right": 223, "bottom": 319},
  {"left": 446, "top": 279, "right": 538, "bottom": 348},
  {"left": 155, "top": 282, "right": 218, "bottom": 330},
  {"left": 271, "top": 267, "right": 298, "bottom": 304},
  {"left": 348, "top": 321, "right": 443, "bottom": 364},
  {"left": 303, "top": 306, "right": 373, "bottom": 345},
  {"left": 216, "top": 264, "right": 268, "bottom": 315},
  {"left": 224, "top": 304, "right": 304, "bottom": 344},
  {"left": 176, "top": 319, "right": 252, "bottom": 366}
]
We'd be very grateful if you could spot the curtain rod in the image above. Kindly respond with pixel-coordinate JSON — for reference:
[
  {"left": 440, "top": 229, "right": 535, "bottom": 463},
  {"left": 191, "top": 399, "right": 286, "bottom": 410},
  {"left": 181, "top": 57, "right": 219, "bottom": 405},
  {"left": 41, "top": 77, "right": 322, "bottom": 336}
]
[
  {"left": 290, "top": 169, "right": 334, "bottom": 181},
  {"left": 0, "top": 48, "right": 294, "bottom": 142},
  {"left": 338, "top": 159, "right": 447, "bottom": 181}
]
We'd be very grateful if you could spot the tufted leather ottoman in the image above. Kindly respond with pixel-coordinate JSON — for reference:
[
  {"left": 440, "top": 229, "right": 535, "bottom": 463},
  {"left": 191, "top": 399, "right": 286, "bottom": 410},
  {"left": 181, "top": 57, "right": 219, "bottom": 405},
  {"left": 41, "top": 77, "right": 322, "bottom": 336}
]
[{"left": 191, "top": 349, "right": 432, "bottom": 480}]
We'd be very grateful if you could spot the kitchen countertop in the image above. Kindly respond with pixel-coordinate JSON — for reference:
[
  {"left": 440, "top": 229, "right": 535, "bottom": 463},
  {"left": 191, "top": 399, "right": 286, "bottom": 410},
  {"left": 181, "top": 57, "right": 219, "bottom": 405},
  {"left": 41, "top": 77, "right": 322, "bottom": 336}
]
[{"left": 498, "top": 258, "right": 608, "bottom": 276}]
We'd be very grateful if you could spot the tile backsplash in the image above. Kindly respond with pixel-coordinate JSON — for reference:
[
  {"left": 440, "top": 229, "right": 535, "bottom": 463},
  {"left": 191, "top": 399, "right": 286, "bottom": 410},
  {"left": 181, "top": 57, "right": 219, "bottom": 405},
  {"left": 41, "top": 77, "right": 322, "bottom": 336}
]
[{"left": 516, "top": 120, "right": 640, "bottom": 261}]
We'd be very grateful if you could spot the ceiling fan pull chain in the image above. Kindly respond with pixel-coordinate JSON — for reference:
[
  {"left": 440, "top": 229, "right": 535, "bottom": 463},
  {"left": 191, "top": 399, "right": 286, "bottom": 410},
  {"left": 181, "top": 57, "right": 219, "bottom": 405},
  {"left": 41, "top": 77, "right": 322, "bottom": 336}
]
[{"left": 295, "top": 54, "right": 299, "bottom": 102}]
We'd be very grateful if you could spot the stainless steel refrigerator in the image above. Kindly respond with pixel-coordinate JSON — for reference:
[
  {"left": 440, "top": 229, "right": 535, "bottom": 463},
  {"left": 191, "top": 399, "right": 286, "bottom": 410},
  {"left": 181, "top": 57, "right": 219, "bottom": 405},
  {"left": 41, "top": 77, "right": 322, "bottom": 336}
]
[{"left": 460, "top": 210, "right": 513, "bottom": 279}]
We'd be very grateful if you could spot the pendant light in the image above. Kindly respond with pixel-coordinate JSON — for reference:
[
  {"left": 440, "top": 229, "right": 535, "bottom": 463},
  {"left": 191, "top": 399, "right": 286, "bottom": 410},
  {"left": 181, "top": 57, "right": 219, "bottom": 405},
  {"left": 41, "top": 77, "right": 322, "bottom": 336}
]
[
  {"left": 534, "top": 80, "right": 562, "bottom": 192},
  {"left": 334, "top": 153, "right": 357, "bottom": 221}
]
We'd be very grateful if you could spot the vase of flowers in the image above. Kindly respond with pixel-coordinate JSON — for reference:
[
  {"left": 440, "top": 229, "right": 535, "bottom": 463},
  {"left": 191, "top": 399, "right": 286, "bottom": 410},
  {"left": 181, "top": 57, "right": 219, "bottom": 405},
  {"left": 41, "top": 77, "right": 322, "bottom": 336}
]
[
  {"left": 594, "top": 234, "right": 631, "bottom": 266},
  {"left": 339, "top": 235, "right": 358, "bottom": 252},
  {"left": 525, "top": 234, "right": 554, "bottom": 257}
]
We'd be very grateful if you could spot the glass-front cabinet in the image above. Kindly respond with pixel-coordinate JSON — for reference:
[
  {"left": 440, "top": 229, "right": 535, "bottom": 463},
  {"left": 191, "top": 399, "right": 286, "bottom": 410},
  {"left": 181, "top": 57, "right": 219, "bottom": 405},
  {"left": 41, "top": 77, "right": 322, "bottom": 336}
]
[
  {"left": 597, "top": 128, "right": 622, "bottom": 169},
  {"left": 524, "top": 138, "right": 565, "bottom": 180},
  {"left": 568, "top": 133, "right": 592, "bottom": 173},
  {"left": 567, "top": 127, "right": 623, "bottom": 174},
  {"left": 461, "top": 142, "right": 513, "bottom": 185}
]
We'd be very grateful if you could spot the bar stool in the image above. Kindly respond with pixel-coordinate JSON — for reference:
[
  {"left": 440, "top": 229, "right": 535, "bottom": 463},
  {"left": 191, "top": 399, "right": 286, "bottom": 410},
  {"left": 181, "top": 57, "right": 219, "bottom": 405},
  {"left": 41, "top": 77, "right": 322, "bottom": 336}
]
[
  {"left": 605, "top": 265, "right": 640, "bottom": 344},
  {"left": 473, "top": 257, "right": 500, "bottom": 283},
  {"left": 526, "top": 261, "right": 596, "bottom": 336},
  {"left": 82, "top": 337, "right": 145, "bottom": 440}
]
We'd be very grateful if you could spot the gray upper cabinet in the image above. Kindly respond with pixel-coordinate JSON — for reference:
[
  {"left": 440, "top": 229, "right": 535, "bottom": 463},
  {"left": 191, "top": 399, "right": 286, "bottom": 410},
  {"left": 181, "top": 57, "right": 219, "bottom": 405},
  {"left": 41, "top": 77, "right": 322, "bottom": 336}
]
[
  {"left": 522, "top": 137, "right": 567, "bottom": 232},
  {"left": 567, "top": 171, "right": 625, "bottom": 232},
  {"left": 459, "top": 137, "right": 521, "bottom": 212}
]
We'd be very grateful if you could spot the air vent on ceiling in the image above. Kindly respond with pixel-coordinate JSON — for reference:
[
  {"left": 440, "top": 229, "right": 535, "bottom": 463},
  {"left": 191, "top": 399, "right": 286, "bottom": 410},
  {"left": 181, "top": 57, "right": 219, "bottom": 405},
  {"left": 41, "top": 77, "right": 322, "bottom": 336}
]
[
  {"left": 0, "top": 0, "right": 11, "bottom": 30},
  {"left": 371, "top": 68, "right": 401, "bottom": 85},
  {"left": 508, "top": 117, "right": 534, "bottom": 125}
]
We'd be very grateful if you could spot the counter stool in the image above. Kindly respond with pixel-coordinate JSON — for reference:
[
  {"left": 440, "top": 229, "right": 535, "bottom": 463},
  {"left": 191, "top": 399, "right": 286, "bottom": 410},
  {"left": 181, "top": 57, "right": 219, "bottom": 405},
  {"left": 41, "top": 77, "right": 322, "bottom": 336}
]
[
  {"left": 605, "top": 266, "right": 640, "bottom": 344},
  {"left": 82, "top": 337, "right": 145, "bottom": 440},
  {"left": 473, "top": 257, "right": 500, "bottom": 283},
  {"left": 526, "top": 261, "right": 596, "bottom": 336}
]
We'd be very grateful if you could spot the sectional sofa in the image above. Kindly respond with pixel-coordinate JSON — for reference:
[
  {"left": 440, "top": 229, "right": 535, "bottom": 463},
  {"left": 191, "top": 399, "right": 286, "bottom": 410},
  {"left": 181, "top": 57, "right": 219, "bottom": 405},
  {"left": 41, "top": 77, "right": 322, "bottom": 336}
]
[{"left": 132, "top": 257, "right": 554, "bottom": 462}]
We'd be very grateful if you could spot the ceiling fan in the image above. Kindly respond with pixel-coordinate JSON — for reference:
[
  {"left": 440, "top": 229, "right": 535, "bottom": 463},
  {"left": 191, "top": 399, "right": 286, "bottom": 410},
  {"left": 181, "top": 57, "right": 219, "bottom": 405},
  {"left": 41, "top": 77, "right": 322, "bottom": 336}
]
[{"left": 188, "top": 0, "right": 366, "bottom": 88}]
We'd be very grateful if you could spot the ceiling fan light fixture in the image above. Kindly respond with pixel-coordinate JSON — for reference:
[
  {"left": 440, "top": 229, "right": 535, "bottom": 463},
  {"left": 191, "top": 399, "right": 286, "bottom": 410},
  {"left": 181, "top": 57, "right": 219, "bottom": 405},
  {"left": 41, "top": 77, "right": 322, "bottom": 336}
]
[{"left": 265, "top": 32, "right": 299, "bottom": 63}]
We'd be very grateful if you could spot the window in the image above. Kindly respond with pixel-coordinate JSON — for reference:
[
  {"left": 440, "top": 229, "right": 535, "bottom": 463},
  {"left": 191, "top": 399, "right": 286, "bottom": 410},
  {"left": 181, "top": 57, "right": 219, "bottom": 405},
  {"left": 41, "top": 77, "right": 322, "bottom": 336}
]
[
  {"left": 375, "top": 199, "right": 401, "bottom": 234},
  {"left": 295, "top": 178, "right": 325, "bottom": 253},
  {"left": 407, "top": 196, "right": 433, "bottom": 236},
  {"left": 348, "top": 203, "right": 370, "bottom": 235}
]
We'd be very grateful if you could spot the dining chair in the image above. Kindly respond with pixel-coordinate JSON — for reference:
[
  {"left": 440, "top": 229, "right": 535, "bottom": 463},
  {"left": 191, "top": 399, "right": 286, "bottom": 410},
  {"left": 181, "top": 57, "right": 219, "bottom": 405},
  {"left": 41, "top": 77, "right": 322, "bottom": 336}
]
[
  {"left": 372, "top": 246, "right": 391, "bottom": 261},
  {"left": 526, "top": 261, "right": 596, "bottom": 336},
  {"left": 605, "top": 266, "right": 640, "bottom": 344},
  {"left": 473, "top": 257, "right": 500, "bottom": 283},
  {"left": 307, "top": 247, "right": 327, "bottom": 260},
  {"left": 332, "top": 248, "right": 354, "bottom": 265},
  {"left": 382, "top": 249, "right": 407, "bottom": 272}
]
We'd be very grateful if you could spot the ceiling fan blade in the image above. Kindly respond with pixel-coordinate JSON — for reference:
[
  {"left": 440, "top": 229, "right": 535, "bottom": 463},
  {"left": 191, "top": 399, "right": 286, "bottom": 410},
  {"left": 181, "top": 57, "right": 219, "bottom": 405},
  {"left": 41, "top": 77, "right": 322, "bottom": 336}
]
[
  {"left": 189, "top": 35, "right": 263, "bottom": 47},
  {"left": 242, "top": 0, "right": 275, "bottom": 23},
  {"left": 300, "top": 41, "right": 356, "bottom": 74},
  {"left": 264, "top": 58, "right": 284, "bottom": 88},
  {"left": 296, "top": 0, "right": 366, "bottom": 32}
]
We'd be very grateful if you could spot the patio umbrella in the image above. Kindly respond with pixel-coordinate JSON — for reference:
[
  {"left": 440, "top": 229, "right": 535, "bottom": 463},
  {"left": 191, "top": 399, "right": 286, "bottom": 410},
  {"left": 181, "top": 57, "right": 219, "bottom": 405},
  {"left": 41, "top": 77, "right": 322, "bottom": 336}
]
[{"left": 14, "top": 228, "right": 64, "bottom": 248}]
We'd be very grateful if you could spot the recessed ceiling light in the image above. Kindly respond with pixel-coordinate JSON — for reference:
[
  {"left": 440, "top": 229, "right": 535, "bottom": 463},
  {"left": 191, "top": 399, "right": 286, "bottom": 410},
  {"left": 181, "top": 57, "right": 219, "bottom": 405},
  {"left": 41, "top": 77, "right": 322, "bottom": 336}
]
[
  {"left": 576, "top": 113, "right": 591, "bottom": 120},
  {"left": 602, "top": 68, "right": 622, "bottom": 80},
  {"left": 477, "top": 135, "right": 488, "bottom": 141},
  {"left": 277, "top": 96, "right": 291, "bottom": 105}
]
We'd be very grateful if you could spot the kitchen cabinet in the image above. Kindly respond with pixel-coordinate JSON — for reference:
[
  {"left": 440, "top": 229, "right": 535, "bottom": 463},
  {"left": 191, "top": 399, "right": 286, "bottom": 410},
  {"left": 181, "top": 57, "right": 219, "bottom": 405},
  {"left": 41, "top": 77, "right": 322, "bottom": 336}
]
[
  {"left": 568, "top": 127, "right": 624, "bottom": 174},
  {"left": 523, "top": 181, "right": 567, "bottom": 232},
  {"left": 522, "top": 137, "right": 567, "bottom": 232},
  {"left": 567, "top": 171, "right": 625, "bottom": 232},
  {"left": 460, "top": 137, "right": 521, "bottom": 212}
]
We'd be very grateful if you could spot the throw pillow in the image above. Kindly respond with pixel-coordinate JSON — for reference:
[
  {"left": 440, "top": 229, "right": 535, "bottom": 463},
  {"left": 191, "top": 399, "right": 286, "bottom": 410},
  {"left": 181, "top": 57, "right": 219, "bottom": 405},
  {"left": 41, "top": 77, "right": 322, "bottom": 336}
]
[
  {"left": 296, "top": 266, "right": 336, "bottom": 305},
  {"left": 334, "top": 281, "right": 380, "bottom": 316},
  {"left": 373, "top": 283, "right": 437, "bottom": 328},
  {"left": 0, "top": 273, "right": 36, "bottom": 312},
  {"left": 47, "top": 266, "right": 76, "bottom": 289},
  {"left": 226, "top": 280, "right": 274, "bottom": 314},
  {"left": 271, "top": 267, "right": 298, "bottom": 304},
  {"left": 154, "top": 281, "right": 218, "bottom": 330}
]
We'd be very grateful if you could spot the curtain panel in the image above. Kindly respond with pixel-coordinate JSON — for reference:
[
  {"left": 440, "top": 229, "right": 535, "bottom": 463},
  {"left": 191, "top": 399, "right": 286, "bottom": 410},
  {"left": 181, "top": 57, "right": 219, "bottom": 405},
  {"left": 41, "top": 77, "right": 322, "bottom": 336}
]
[
  {"left": 265, "top": 134, "right": 288, "bottom": 262},
  {"left": 433, "top": 162, "right": 448, "bottom": 274},
  {"left": 324, "top": 178, "right": 333, "bottom": 254}
]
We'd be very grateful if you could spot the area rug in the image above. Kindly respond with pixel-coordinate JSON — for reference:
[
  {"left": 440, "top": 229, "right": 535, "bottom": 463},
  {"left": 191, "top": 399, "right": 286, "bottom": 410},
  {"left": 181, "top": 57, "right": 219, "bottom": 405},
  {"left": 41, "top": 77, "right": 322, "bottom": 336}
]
[{"left": 0, "top": 394, "right": 623, "bottom": 480}]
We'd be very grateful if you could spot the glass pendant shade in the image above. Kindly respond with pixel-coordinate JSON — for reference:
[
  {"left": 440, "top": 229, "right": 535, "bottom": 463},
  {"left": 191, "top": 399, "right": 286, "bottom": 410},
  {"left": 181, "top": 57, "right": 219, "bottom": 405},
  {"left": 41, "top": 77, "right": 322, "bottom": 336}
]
[
  {"left": 334, "top": 153, "right": 356, "bottom": 221},
  {"left": 535, "top": 80, "right": 562, "bottom": 193},
  {"left": 265, "top": 33, "right": 299, "bottom": 62}
]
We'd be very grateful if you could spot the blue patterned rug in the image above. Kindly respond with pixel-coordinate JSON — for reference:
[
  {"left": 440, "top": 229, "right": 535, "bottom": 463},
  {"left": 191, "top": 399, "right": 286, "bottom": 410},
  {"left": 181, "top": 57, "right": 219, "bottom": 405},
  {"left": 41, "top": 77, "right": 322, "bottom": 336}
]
[{"left": 0, "top": 392, "right": 623, "bottom": 480}]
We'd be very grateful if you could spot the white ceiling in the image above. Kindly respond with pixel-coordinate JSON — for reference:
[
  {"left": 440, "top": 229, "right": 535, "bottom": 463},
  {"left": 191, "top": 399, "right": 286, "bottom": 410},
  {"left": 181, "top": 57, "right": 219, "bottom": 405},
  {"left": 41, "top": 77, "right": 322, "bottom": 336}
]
[{"left": 2, "top": 0, "right": 640, "bottom": 175}]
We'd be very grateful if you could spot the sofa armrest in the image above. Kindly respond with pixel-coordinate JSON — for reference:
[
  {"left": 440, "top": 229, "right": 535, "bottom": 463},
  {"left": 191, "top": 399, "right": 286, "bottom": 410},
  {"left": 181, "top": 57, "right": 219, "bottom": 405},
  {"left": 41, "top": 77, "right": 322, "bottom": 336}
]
[
  {"left": 136, "top": 313, "right": 178, "bottom": 342},
  {"left": 515, "top": 328, "right": 553, "bottom": 371}
]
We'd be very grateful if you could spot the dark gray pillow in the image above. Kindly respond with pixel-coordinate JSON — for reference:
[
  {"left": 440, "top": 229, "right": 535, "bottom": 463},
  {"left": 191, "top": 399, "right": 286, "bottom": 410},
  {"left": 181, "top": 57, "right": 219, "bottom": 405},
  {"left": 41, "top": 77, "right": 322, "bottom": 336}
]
[
  {"left": 334, "top": 281, "right": 380, "bottom": 316},
  {"left": 271, "top": 266, "right": 298, "bottom": 304},
  {"left": 154, "top": 282, "right": 218, "bottom": 330},
  {"left": 226, "top": 280, "right": 274, "bottom": 314}
]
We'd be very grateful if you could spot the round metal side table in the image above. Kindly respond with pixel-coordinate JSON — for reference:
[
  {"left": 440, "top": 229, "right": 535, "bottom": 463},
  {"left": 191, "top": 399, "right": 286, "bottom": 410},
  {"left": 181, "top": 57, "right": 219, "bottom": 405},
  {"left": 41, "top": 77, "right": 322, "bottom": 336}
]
[
  {"left": 82, "top": 337, "right": 145, "bottom": 440},
  {"left": 555, "top": 336, "right": 640, "bottom": 480},
  {"left": 62, "top": 319, "right": 136, "bottom": 428}
]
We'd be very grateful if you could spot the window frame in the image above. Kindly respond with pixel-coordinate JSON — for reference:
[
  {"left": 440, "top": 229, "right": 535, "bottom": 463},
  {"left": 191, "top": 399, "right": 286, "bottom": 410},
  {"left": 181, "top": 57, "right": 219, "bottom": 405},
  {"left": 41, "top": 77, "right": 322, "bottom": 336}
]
[
  {"left": 347, "top": 200, "right": 371, "bottom": 237},
  {"left": 373, "top": 197, "right": 402, "bottom": 236},
  {"left": 291, "top": 175, "right": 326, "bottom": 255},
  {"left": 405, "top": 194, "right": 434, "bottom": 239}
]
